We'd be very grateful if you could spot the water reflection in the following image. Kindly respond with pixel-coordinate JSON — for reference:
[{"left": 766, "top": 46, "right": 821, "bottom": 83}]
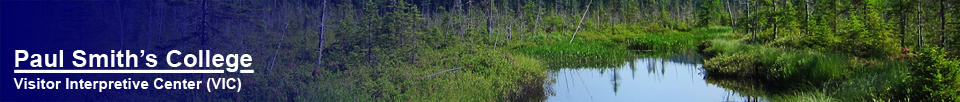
[{"left": 543, "top": 53, "right": 763, "bottom": 102}]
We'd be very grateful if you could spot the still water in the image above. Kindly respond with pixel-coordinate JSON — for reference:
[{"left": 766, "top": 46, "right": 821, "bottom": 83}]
[{"left": 545, "top": 54, "right": 760, "bottom": 102}]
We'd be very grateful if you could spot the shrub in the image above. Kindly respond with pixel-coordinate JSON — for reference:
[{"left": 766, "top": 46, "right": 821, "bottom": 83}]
[
  {"left": 704, "top": 52, "right": 762, "bottom": 77},
  {"left": 908, "top": 47, "right": 960, "bottom": 101}
]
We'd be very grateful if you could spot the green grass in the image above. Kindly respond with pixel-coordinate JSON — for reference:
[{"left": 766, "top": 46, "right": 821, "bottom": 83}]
[
  {"left": 512, "top": 27, "right": 731, "bottom": 69},
  {"left": 769, "top": 91, "right": 838, "bottom": 102},
  {"left": 284, "top": 18, "right": 727, "bottom": 101},
  {"left": 625, "top": 27, "right": 731, "bottom": 52},
  {"left": 512, "top": 38, "right": 631, "bottom": 69},
  {"left": 698, "top": 32, "right": 941, "bottom": 102},
  {"left": 401, "top": 48, "right": 548, "bottom": 101},
  {"left": 703, "top": 38, "right": 855, "bottom": 81},
  {"left": 290, "top": 46, "right": 549, "bottom": 101}
]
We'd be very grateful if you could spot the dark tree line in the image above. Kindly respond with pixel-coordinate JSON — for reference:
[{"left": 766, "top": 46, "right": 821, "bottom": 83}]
[{"left": 63, "top": 0, "right": 958, "bottom": 101}]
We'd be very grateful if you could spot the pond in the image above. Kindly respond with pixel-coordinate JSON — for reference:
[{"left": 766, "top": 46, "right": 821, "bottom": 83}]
[{"left": 542, "top": 52, "right": 763, "bottom": 102}]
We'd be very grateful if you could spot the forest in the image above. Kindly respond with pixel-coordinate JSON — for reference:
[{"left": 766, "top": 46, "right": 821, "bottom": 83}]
[{"left": 54, "top": 0, "right": 960, "bottom": 101}]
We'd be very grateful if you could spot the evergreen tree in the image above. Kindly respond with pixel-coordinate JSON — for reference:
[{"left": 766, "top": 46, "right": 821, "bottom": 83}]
[{"left": 698, "top": 0, "right": 722, "bottom": 27}]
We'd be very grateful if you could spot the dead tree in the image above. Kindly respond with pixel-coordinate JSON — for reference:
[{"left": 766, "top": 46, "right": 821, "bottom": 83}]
[
  {"left": 318, "top": 0, "right": 327, "bottom": 67},
  {"left": 268, "top": 5, "right": 290, "bottom": 71},
  {"left": 488, "top": 0, "right": 495, "bottom": 47},
  {"left": 534, "top": 0, "right": 542, "bottom": 36},
  {"left": 457, "top": 0, "right": 466, "bottom": 47},
  {"left": 726, "top": 0, "right": 735, "bottom": 29},
  {"left": 569, "top": 0, "right": 593, "bottom": 43},
  {"left": 420, "top": 67, "right": 464, "bottom": 79}
]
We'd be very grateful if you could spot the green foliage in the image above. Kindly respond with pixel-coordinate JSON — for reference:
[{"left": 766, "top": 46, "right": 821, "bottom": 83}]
[
  {"left": 834, "top": 2, "right": 899, "bottom": 58},
  {"left": 704, "top": 39, "right": 852, "bottom": 82},
  {"left": 515, "top": 39, "right": 626, "bottom": 59},
  {"left": 703, "top": 51, "right": 761, "bottom": 77},
  {"left": 543, "top": 15, "right": 567, "bottom": 32},
  {"left": 628, "top": 27, "right": 729, "bottom": 51},
  {"left": 697, "top": 0, "right": 722, "bottom": 27},
  {"left": 141, "top": 0, "right": 960, "bottom": 101},
  {"left": 734, "top": 0, "right": 901, "bottom": 59},
  {"left": 769, "top": 91, "right": 838, "bottom": 102},
  {"left": 702, "top": 36, "right": 917, "bottom": 101},
  {"left": 801, "top": 19, "right": 842, "bottom": 50},
  {"left": 664, "top": 20, "right": 693, "bottom": 32},
  {"left": 513, "top": 27, "right": 731, "bottom": 69},
  {"left": 908, "top": 47, "right": 960, "bottom": 101},
  {"left": 516, "top": 40, "right": 631, "bottom": 67}
]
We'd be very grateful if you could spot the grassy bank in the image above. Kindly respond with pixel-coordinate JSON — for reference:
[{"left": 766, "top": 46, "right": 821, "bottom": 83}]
[
  {"left": 280, "top": 46, "right": 549, "bottom": 101},
  {"left": 700, "top": 33, "right": 960, "bottom": 101},
  {"left": 368, "top": 26, "right": 733, "bottom": 101},
  {"left": 512, "top": 27, "right": 731, "bottom": 69},
  {"left": 294, "top": 21, "right": 726, "bottom": 101}
]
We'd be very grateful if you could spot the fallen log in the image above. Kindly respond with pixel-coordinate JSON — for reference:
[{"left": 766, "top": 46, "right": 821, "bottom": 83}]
[{"left": 420, "top": 67, "right": 464, "bottom": 79}]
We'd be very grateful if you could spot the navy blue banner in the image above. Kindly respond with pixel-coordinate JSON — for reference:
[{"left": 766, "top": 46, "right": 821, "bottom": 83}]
[{"left": 3, "top": 1, "right": 261, "bottom": 101}]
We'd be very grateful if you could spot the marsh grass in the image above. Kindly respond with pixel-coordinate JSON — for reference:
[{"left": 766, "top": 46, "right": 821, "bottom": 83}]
[
  {"left": 700, "top": 34, "right": 937, "bottom": 101},
  {"left": 513, "top": 27, "right": 731, "bottom": 69}
]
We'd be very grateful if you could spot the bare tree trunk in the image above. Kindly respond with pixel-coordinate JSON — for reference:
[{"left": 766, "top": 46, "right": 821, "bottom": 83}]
[
  {"left": 805, "top": 0, "right": 811, "bottom": 35},
  {"left": 535, "top": 0, "right": 541, "bottom": 32},
  {"left": 534, "top": 0, "right": 541, "bottom": 41},
  {"left": 726, "top": 0, "right": 735, "bottom": 28},
  {"left": 466, "top": 0, "right": 475, "bottom": 54},
  {"left": 457, "top": 0, "right": 466, "bottom": 47},
  {"left": 366, "top": 5, "right": 374, "bottom": 64},
  {"left": 269, "top": 7, "right": 290, "bottom": 71},
  {"left": 569, "top": 0, "right": 592, "bottom": 43},
  {"left": 488, "top": 0, "right": 494, "bottom": 47},
  {"left": 755, "top": 0, "right": 760, "bottom": 41},
  {"left": 554, "top": 0, "right": 559, "bottom": 16},
  {"left": 419, "top": 67, "right": 463, "bottom": 79},
  {"left": 507, "top": 25, "right": 512, "bottom": 47},
  {"left": 901, "top": 0, "right": 907, "bottom": 48},
  {"left": 497, "top": 3, "right": 504, "bottom": 48},
  {"left": 675, "top": 1, "right": 680, "bottom": 23},
  {"left": 918, "top": 1, "right": 923, "bottom": 51},
  {"left": 516, "top": 1, "right": 524, "bottom": 46},
  {"left": 773, "top": 0, "right": 779, "bottom": 40},
  {"left": 747, "top": 0, "right": 755, "bottom": 41},
  {"left": 941, "top": 0, "right": 946, "bottom": 48},
  {"left": 596, "top": 8, "right": 601, "bottom": 28},
  {"left": 318, "top": 0, "right": 327, "bottom": 67}
]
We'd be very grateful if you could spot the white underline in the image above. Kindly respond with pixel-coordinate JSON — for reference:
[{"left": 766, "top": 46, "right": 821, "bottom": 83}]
[
  {"left": 239, "top": 70, "right": 254, "bottom": 73},
  {"left": 14, "top": 69, "right": 228, "bottom": 73}
]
